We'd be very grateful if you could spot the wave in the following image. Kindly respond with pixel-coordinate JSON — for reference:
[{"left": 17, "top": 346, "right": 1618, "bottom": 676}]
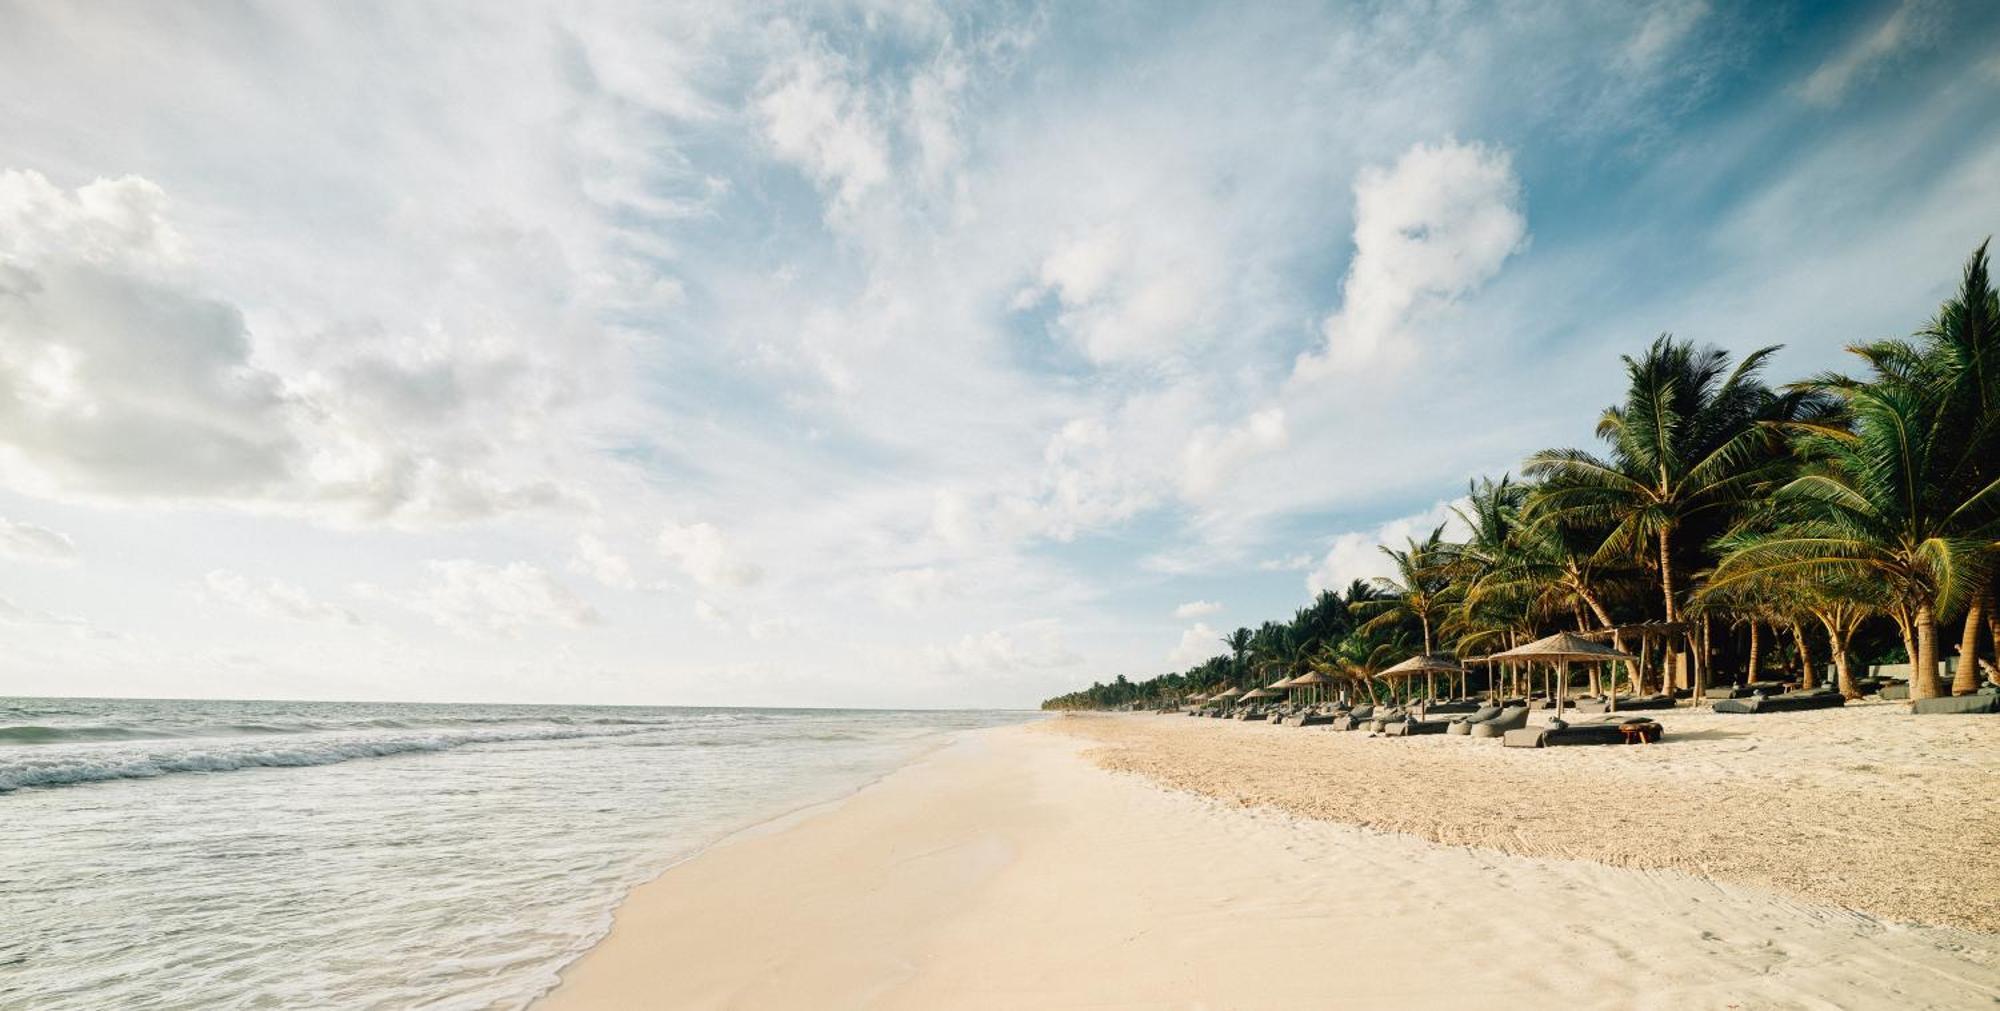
[
  {"left": 0, "top": 714, "right": 715, "bottom": 746},
  {"left": 0, "top": 725, "right": 671, "bottom": 793}
]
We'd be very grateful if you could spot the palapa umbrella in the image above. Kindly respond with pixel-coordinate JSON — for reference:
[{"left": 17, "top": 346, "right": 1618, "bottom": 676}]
[
  {"left": 1378, "top": 653, "right": 1463, "bottom": 706},
  {"left": 1212, "top": 686, "right": 1244, "bottom": 707},
  {"left": 1289, "top": 668, "right": 1336, "bottom": 706},
  {"left": 1239, "top": 688, "right": 1277, "bottom": 700},
  {"left": 1491, "top": 631, "right": 1636, "bottom": 714}
]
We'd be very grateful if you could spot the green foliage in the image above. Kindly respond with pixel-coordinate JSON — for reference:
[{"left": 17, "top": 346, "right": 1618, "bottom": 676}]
[{"left": 1044, "top": 241, "right": 1999, "bottom": 709}]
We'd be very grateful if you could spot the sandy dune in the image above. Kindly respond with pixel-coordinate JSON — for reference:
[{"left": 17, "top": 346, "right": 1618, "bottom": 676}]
[{"left": 537, "top": 719, "right": 1998, "bottom": 1009}]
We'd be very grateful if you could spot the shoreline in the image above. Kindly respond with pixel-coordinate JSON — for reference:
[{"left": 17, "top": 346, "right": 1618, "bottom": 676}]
[{"left": 534, "top": 717, "right": 1999, "bottom": 1009}]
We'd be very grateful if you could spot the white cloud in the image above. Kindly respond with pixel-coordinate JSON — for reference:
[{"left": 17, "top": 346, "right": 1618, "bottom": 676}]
[
  {"left": 1173, "top": 600, "right": 1223, "bottom": 619},
  {"left": 1167, "top": 622, "right": 1222, "bottom": 666},
  {"left": 572, "top": 531, "right": 638, "bottom": 590},
  {"left": 756, "top": 34, "right": 891, "bottom": 211},
  {"left": 0, "top": 595, "right": 109, "bottom": 639},
  {"left": 0, "top": 516, "right": 76, "bottom": 563},
  {"left": 925, "top": 619, "right": 1081, "bottom": 676},
  {"left": 392, "top": 560, "right": 599, "bottom": 637},
  {"left": 203, "top": 569, "right": 360, "bottom": 625},
  {"left": 1619, "top": 1, "right": 1709, "bottom": 71},
  {"left": 1300, "top": 139, "right": 1527, "bottom": 375},
  {"left": 1796, "top": 0, "right": 1942, "bottom": 107},
  {"left": 657, "top": 520, "right": 762, "bottom": 589},
  {"left": 1306, "top": 498, "right": 1471, "bottom": 596}
]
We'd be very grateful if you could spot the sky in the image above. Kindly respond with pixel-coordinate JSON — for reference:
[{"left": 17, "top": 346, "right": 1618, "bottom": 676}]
[{"left": 1, "top": 0, "right": 1997, "bottom": 708}]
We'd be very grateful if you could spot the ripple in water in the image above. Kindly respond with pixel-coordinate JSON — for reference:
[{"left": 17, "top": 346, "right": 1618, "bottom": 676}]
[{"left": 0, "top": 697, "right": 1036, "bottom": 1009}]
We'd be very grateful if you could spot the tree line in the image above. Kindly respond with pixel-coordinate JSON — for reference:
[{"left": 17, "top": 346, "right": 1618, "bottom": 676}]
[{"left": 1044, "top": 241, "right": 2000, "bottom": 710}]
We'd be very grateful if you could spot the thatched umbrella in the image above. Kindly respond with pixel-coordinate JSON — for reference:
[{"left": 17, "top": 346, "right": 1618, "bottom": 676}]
[
  {"left": 1212, "top": 686, "right": 1244, "bottom": 708},
  {"left": 1289, "top": 668, "right": 1336, "bottom": 706},
  {"left": 1378, "top": 653, "right": 1463, "bottom": 706},
  {"left": 1491, "top": 631, "right": 1637, "bottom": 714}
]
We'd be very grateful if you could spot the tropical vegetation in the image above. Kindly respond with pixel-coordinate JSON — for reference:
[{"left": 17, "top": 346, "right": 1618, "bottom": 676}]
[{"left": 1043, "top": 241, "right": 2000, "bottom": 711}]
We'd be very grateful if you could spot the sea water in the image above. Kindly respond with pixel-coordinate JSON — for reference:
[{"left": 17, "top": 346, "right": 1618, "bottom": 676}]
[{"left": 0, "top": 697, "right": 1037, "bottom": 1009}]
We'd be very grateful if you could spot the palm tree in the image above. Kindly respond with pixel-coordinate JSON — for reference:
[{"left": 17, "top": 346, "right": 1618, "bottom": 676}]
[
  {"left": 1222, "top": 626, "right": 1253, "bottom": 680},
  {"left": 1526, "top": 335, "right": 1829, "bottom": 693},
  {"left": 1356, "top": 527, "right": 1455, "bottom": 655},
  {"left": 1709, "top": 380, "right": 1996, "bottom": 699}
]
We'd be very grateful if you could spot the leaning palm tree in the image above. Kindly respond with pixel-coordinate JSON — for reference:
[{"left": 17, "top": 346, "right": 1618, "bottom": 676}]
[
  {"left": 1708, "top": 380, "right": 1997, "bottom": 699},
  {"left": 1525, "top": 336, "right": 1830, "bottom": 694}
]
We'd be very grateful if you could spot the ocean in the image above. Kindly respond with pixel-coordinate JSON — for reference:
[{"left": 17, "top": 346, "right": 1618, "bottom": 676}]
[{"left": 0, "top": 697, "right": 1038, "bottom": 1009}]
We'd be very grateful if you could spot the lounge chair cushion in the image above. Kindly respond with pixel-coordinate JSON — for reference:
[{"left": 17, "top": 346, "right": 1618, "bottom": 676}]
[{"left": 1910, "top": 694, "right": 2000, "bottom": 715}]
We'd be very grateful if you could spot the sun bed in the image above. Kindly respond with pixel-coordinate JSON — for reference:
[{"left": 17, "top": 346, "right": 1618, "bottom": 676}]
[
  {"left": 1328, "top": 705, "right": 1375, "bottom": 731},
  {"left": 1502, "top": 715, "right": 1663, "bottom": 748},
  {"left": 1366, "top": 708, "right": 1409, "bottom": 733},
  {"left": 1469, "top": 706, "right": 1530, "bottom": 738},
  {"left": 1910, "top": 692, "right": 2000, "bottom": 715},
  {"left": 1420, "top": 700, "right": 1482, "bottom": 715},
  {"left": 1445, "top": 704, "right": 1504, "bottom": 735},
  {"left": 1573, "top": 693, "right": 1676, "bottom": 714},
  {"left": 1711, "top": 688, "right": 1845, "bottom": 714},
  {"left": 1381, "top": 715, "right": 1455, "bottom": 736}
]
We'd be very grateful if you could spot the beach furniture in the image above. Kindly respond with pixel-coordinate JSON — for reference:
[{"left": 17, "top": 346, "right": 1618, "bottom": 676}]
[
  {"left": 1445, "top": 704, "right": 1504, "bottom": 735},
  {"left": 1382, "top": 714, "right": 1454, "bottom": 736},
  {"left": 1909, "top": 692, "right": 2000, "bottom": 715},
  {"left": 1711, "top": 688, "right": 1845, "bottom": 714},
  {"left": 1573, "top": 693, "right": 1675, "bottom": 714},
  {"left": 1328, "top": 705, "right": 1375, "bottom": 731},
  {"left": 1502, "top": 715, "right": 1663, "bottom": 748},
  {"left": 1468, "top": 706, "right": 1530, "bottom": 738}
]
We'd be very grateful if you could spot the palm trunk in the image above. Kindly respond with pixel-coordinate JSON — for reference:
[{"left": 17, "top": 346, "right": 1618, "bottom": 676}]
[
  {"left": 1658, "top": 528, "right": 1682, "bottom": 688},
  {"left": 1747, "top": 622, "right": 1762, "bottom": 684},
  {"left": 1913, "top": 602, "right": 1943, "bottom": 700},
  {"left": 1952, "top": 591, "right": 1987, "bottom": 695},
  {"left": 1791, "top": 620, "right": 1815, "bottom": 689},
  {"left": 1826, "top": 620, "right": 1858, "bottom": 698}
]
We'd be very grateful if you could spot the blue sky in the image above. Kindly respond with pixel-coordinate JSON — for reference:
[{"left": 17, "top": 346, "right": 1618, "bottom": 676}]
[{"left": 0, "top": 0, "right": 1995, "bottom": 707}]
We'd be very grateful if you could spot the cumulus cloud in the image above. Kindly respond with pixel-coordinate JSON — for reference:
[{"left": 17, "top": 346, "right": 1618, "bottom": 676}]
[
  {"left": 572, "top": 531, "right": 638, "bottom": 590},
  {"left": 1796, "top": 0, "right": 1942, "bottom": 106},
  {"left": 0, "top": 516, "right": 76, "bottom": 563},
  {"left": 756, "top": 35, "right": 890, "bottom": 211},
  {"left": 0, "top": 595, "right": 109, "bottom": 638},
  {"left": 0, "top": 170, "right": 303, "bottom": 499},
  {"left": 1173, "top": 600, "right": 1223, "bottom": 619},
  {"left": 1306, "top": 498, "right": 1471, "bottom": 596},
  {"left": 203, "top": 570, "right": 360, "bottom": 625},
  {"left": 925, "top": 619, "right": 1081, "bottom": 676},
  {"left": 0, "top": 169, "right": 588, "bottom": 524},
  {"left": 1300, "top": 140, "right": 1527, "bottom": 375},
  {"left": 657, "top": 520, "right": 762, "bottom": 589},
  {"left": 391, "top": 560, "right": 599, "bottom": 637},
  {"left": 1167, "top": 621, "right": 1221, "bottom": 666}
]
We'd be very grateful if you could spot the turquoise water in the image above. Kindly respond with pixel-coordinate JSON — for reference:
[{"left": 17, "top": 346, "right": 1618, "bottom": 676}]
[{"left": 0, "top": 697, "right": 1036, "bottom": 1009}]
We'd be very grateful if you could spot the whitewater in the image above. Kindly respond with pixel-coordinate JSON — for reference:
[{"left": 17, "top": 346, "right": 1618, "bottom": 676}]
[{"left": 0, "top": 696, "right": 1035, "bottom": 1009}]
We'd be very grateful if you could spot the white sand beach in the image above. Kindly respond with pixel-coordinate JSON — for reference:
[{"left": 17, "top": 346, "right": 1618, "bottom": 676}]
[{"left": 538, "top": 715, "right": 2000, "bottom": 1009}]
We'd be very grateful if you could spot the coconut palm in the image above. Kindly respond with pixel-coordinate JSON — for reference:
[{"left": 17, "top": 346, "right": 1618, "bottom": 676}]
[
  {"left": 1525, "top": 335, "right": 1830, "bottom": 693},
  {"left": 1708, "top": 378, "right": 1997, "bottom": 699}
]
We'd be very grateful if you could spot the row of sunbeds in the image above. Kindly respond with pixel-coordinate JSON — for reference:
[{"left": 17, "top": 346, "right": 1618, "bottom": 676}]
[{"left": 1192, "top": 700, "right": 1665, "bottom": 747}]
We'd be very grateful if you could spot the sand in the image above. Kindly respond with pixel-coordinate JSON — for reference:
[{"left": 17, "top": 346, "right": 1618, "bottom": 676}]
[
  {"left": 1062, "top": 703, "right": 2000, "bottom": 933},
  {"left": 536, "top": 715, "right": 1999, "bottom": 1010}
]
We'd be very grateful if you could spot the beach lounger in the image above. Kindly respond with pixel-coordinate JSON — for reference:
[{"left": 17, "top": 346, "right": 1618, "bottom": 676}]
[
  {"left": 1421, "top": 700, "right": 1481, "bottom": 715},
  {"left": 1469, "top": 706, "right": 1529, "bottom": 738},
  {"left": 1711, "top": 688, "right": 1845, "bottom": 714},
  {"left": 1573, "top": 693, "right": 1676, "bottom": 714},
  {"left": 1502, "top": 715, "right": 1662, "bottom": 748},
  {"left": 1909, "top": 693, "right": 2000, "bottom": 715},
  {"left": 1328, "top": 705, "right": 1375, "bottom": 731},
  {"left": 1445, "top": 704, "right": 1503, "bottom": 735},
  {"left": 1382, "top": 715, "right": 1454, "bottom": 736}
]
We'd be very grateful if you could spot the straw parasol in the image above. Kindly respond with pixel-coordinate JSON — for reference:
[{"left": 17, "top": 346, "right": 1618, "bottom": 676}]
[
  {"left": 1378, "top": 653, "right": 1463, "bottom": 705},
  {"left": 1289, "top": 668, "right": 1336, "bottom": 706},
  {"left": 1491, "top": 631, "right": 1636, "bottom": 713},
  {"left": 1239, "top": 688, "right": 1277, "bottom": 701}
]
